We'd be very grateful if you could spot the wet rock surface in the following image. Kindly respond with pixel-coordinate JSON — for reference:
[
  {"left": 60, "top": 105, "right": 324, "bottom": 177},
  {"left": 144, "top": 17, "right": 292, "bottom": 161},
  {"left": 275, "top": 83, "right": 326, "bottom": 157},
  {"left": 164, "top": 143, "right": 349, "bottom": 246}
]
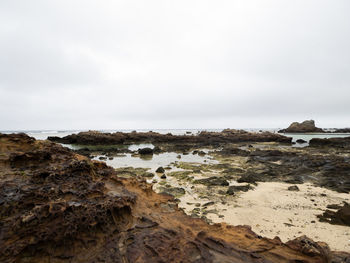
[
  {"left": 310, "top": 136, "right": 350, "bottom": 148},
  {"left": 213, "top": 146, "right": 350, "bottom": 193},
  {"left": 138, "top": 147, "right": 154, "bottom": 155},
  {"left": 1, "top": 133, "right": 349, "bottom": 262}
]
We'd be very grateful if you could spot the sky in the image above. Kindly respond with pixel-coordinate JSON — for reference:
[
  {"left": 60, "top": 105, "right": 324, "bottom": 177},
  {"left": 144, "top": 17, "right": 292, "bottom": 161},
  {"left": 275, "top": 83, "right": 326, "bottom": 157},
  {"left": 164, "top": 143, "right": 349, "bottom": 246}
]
[{"left": 1, "top": 0, "right": 349, "bottom": 130}]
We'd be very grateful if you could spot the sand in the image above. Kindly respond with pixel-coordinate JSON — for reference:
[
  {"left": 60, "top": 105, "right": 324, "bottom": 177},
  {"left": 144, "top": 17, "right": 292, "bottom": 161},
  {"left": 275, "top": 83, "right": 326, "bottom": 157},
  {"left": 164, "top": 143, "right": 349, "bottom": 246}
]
[{"left": 180, "top": 182, "right": 350, "bottom": 252}]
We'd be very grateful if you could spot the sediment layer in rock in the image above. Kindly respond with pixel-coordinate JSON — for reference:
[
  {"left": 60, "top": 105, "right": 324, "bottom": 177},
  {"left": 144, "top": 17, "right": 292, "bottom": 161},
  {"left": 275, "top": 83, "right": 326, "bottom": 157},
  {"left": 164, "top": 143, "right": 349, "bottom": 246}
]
[{"left": 1, "top": 133, "right": 348, "bottom": 262}]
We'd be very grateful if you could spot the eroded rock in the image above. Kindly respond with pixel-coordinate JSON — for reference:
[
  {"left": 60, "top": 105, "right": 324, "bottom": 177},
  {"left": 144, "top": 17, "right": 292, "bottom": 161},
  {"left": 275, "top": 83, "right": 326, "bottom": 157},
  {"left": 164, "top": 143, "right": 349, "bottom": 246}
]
[
  {"left": 279, "top": 120, "right": 324, "bottom": 133},
  {"left": 0, "top": 133, "right": 349, "bottom": 262}
]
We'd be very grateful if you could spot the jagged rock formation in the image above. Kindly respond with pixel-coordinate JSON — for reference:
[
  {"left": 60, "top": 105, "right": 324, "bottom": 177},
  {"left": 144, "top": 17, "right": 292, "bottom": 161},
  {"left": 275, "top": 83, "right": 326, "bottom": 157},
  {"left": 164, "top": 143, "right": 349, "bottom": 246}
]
[
  {"left": 0, "top": 133, "right": 349, "bottom": 262},
  {"left": 48, "top": 130, "right": 292, "bottom": 145},
  {"left": 279, "top": 120, "right": 324, "bottom": 133},
  {"left": 318, "top": 202, "right": 350, "bottom": 227}
]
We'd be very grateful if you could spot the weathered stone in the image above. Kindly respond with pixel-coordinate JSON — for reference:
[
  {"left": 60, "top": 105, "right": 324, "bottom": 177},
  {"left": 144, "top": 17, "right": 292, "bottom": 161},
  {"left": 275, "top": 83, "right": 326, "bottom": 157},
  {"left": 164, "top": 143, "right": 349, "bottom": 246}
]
[
  {"left": 279, "top": 120, "right": 324, "bottom": 133},
  {"left": 288, "top": 185, "right": 300, "bottom": 191},
  {"left": 156, "top": 167, "right": 165, "bottom": 173},
  {"left": 226, "top": 184, "right": 252, "bottom": 195},
  {"left": 138, "top": 147, "right": 154, "bottom": 155},
  {"left": 194, "top": 177, "right": 229, "bottom": 186}
]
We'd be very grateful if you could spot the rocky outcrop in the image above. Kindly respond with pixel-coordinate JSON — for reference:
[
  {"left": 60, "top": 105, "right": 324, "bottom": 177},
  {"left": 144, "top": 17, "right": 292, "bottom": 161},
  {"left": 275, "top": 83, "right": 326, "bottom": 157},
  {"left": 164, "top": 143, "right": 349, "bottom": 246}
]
[
  {"left": 317, "top": 202, "right": 350, "bottom": 226},
  {"left": 279, "top": 120, "right": 324, "bottom": 133},
  {"left": 332, "top": 128, "right": 350, "bottom": 133},
  {"left": 310, "top": 137, "right": 350, "bottom": 148},
  {"left": 48, "top": 130, "right": 292, "bottom": 145},
  {"left": 214, "top": 147, "right": 350, "bottom": 193},
  {"left": 1, "top": 133, "right": 348, "bottom": 262},
  {"left": 138, "top": 147, "right": 154, "bottom": 155}
]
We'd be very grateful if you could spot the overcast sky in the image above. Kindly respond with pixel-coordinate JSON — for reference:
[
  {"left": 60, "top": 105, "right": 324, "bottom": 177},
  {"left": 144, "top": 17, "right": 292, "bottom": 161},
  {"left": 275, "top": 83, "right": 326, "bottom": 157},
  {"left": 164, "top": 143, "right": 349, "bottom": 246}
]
[{"left": 1, "top": 1, "right": 349, "bottom": 130}]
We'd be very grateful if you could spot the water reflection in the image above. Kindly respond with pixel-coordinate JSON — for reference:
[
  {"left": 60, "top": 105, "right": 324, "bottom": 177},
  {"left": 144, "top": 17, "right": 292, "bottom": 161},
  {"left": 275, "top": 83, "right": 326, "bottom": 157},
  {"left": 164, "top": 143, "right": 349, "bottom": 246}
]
[{"left": 93, "top": 151, "right": 217, "bottom": 170}]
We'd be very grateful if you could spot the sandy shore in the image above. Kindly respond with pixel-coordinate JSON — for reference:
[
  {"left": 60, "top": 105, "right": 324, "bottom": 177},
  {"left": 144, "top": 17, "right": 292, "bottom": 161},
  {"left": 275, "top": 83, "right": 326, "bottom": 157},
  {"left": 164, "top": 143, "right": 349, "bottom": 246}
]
[{"left": 180, "top": 182, "right": 350, "bottom": 251}]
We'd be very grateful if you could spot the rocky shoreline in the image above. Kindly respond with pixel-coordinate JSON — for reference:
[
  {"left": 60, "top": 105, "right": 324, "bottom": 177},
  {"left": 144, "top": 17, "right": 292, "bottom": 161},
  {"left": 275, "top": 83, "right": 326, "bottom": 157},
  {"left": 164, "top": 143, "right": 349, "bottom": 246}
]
[
  {"left": 48, "top": 129, "right": 292, "bottom": 145},
  {"left": 1, "top": 133, "right": 350, "bottom": 262}
]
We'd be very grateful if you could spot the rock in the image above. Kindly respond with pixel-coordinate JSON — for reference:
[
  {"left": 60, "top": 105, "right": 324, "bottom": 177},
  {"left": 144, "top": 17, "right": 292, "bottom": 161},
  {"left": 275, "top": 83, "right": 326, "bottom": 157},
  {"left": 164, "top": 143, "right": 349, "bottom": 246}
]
[
  {"left": 288, "top": 185, "right": 300, "bottom": 191},
  {"left": 198, "top": 151, "right": 206, "bottom": 156},
  {"left": 226, "top": 184, "right": 252, "bottom": 195},
  {"left": 296, "top": 139, "right": 307, "bottom": 144},
  {"left": 48, "top": 129, "right": 292, "bottom": 145},
  {"left": 218, "top": 147, "right": 250, "bottom": 156},
  {"left": 203, "top": 201, "right": 215, "bottom": 207},
  {"left": 237, "top": 173, "right": 261, "bottom": 184},
  {"left": 326, "top": 204, "right": 342, "bottom": 210},
  {"left": 153, "top": 146, "right": 162, "bottom": 153},
  {"left": 141, "top": 172, "right": 154, "bottom": 178},
  {"left": 279, "top": 120, "right": 324, "bottom": 133},
  {"left": 160, "top": 174, "right": 167, "bottom": 179},
  {"left": 286, "top": 236, "right": 331, "bottom": 259},
  {"left": 317, "top": 202, "right": 350, "bottom": 226},
  {"left": 194, "top": 176, "right": 229, "bottom": 186},
  {"left": 138, "top": 147, "right": 154, "bottom": 155},
  {"left": 332, "top": 128, "right": 350, "bottom": 133},
  {"left": 310, "top": 136, "right": 350, "bottom": 148},
  {"left": 0, "top": 133, "right": 348, "bottom": 262},
  {"left": 99, "top": 156, "right": 107, "bottom": 160},
  {"left": 159, "top": 187, "right": 185, "bottom": 197},
  {"left": 156, "top": 167, "right": 165, "bottom": 173}
]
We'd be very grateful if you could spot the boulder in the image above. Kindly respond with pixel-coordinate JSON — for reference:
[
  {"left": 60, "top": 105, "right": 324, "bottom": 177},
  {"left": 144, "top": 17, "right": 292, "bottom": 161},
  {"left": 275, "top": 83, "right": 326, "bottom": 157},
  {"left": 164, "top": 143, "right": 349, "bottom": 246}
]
[
  {"left": 159, "top": 187, "right": 185, "bottom": 197},
  {"left": 138, "top": 148, "right": 154, "bottom": 155},
  {"left": 156, "top": 167, "right": 165, "bottom": 173},
  {"left": 279, "top": 120, "right": 324, "bottom": 133},
  {"left": 287, "top": 185, "right": 300, "bottom": 191},
  {"left": 194, "top": 176, "right": 229, "bottom": 186},
  {"left": 317, "top": 202, "right": 350, "bottom": 226},
  {"left": 226, "top": 184, "right": 252, "bottom": 195}
]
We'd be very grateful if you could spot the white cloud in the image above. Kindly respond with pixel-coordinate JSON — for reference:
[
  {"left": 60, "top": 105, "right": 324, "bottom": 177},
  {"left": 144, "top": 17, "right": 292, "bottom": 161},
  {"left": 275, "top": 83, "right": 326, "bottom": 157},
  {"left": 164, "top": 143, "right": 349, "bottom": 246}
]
[{"left": 0, "top": 0, "right": 349, "bottom": 130}]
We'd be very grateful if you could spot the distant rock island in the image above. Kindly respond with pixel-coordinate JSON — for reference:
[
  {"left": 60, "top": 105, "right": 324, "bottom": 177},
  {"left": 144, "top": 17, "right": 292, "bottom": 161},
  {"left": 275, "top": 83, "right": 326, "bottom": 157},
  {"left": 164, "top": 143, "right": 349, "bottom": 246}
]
[{"left": 278, "top": 120, "right": 324, "bottom": 133}]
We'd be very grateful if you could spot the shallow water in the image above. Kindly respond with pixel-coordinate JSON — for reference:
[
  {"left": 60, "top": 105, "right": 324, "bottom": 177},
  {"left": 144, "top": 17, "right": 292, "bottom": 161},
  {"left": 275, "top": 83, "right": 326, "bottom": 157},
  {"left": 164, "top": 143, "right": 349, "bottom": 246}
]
[
  {"left": 93, "top": 151, "right": 217, "bottom": 170},
  {"left": 61, "top": 143, "right": 154, "bottom": 151},
  {"left": 282, "top": 133, "right": 350, "bottom": 148}
]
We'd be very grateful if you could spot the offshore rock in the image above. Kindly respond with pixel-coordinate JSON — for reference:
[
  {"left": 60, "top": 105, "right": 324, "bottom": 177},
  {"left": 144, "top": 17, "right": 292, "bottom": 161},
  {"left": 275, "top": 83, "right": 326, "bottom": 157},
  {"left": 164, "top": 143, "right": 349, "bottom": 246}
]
[
  {"left": 279, "top": 120, "right": 324, "bottom": 133},
  {"left": 0, "top": 133, "right": 349, "bottom": 263}
]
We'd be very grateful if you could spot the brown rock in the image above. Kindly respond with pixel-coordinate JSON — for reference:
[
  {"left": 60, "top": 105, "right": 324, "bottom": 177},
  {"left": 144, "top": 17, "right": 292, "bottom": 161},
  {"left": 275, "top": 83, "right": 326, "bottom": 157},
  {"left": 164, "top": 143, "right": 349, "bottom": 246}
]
[
  {"left": 279, "top": 120, "right": 324, "bottom": 133},
  {"left": 0, "top": 133, "right": 348, "bottom": 263}
]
